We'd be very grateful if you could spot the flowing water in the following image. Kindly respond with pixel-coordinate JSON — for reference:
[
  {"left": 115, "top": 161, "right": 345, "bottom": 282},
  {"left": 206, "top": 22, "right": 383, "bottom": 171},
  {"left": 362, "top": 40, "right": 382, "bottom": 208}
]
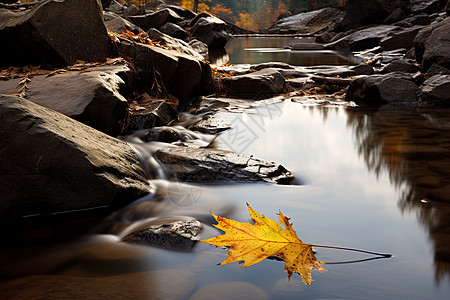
[{"left": 1, "top": 38, "right": 450, "bottom": 299}]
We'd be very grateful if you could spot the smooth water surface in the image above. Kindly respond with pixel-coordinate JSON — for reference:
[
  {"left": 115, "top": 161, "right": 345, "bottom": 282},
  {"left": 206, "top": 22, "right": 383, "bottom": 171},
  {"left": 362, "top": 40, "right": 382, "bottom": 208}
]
[
  {"left": 2, "top": 101, "right": 450, "bottom": 299},
  {"left": 1, "top": 35, "right": 450, "bottom": 299},
  {"left": 209, "top": 37, "right": 363, "bottom": 66}
]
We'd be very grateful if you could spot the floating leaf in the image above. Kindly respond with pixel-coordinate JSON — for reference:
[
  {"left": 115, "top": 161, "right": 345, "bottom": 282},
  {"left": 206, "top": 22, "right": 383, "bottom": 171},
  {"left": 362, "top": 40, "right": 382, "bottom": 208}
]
[{"left": 200, "top": 203, "right": 327, "bottom": 286}]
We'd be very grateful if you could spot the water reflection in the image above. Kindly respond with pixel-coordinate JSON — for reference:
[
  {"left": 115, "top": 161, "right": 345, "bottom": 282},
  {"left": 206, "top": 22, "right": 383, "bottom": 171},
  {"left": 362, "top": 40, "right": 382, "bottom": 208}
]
[
  {"left": 209, "top": 37, "right": 363, "bottom": 66},
  {"left": 346, "top": 106, "right": 450, "bottom": 284}
]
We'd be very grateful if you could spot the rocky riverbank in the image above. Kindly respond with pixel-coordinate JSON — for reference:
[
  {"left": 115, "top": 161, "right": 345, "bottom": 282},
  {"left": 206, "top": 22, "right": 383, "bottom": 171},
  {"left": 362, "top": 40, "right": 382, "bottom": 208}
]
[
  {"left": 0, "top": 0, "right": 292, "bottom": 237},
  {"left": 1, "top": 0, "right": 450, "bottom": 243}
]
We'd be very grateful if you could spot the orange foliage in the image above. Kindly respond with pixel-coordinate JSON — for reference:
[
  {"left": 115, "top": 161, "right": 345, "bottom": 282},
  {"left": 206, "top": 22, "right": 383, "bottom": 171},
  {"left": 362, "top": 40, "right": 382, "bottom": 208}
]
[
  {"left": 236, "top": 13, "right": 258, "bottom": 31},
  {"left": 237, "top": 1, "right": 288, "bottom": 31},
  {"left": 210, "top": 3, "right": 237, "bottom": 23}
]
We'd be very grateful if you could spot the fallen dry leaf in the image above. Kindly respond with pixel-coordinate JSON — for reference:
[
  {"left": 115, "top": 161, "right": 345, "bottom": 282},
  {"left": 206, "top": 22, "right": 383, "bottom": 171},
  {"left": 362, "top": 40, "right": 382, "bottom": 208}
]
[{"left": 200, "top": 203, "right": 327, "bottom": 286}]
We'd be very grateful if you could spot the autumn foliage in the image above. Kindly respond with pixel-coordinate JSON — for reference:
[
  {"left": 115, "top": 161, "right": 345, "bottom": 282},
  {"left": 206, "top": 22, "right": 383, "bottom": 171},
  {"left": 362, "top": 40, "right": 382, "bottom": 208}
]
[
  {"left": 121, "top": 1, "right": 342, "bottom": 31},
  {"left": 201, "top": 203, "right": 327, "bottom": 285}
]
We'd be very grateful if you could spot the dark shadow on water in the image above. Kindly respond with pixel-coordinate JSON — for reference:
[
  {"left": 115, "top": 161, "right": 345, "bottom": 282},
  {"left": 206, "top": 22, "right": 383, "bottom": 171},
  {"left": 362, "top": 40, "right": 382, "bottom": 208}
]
[{"left": 345, "top": 105, "right": 450, "bottom": 284}]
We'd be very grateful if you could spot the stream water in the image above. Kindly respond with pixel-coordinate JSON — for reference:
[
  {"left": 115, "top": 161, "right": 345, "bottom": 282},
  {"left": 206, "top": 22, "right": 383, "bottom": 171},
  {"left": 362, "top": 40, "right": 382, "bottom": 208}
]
[{"left": 1, "top": 38, "right": 450, "bottom": 299}]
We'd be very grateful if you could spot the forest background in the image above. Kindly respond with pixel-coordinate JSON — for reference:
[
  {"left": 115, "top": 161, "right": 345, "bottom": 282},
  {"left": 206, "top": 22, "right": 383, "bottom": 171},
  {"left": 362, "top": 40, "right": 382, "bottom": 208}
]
[{"left": 125, "top": 0, "right": 343, "bottom": 31}]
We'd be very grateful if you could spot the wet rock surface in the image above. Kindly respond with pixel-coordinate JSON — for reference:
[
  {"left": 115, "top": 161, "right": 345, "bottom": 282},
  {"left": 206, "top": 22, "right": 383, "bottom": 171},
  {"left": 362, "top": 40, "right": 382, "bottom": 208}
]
[
  {"left": 0, "top": 95, "right": 151, "bottom": 223},
  {"left": 155, "top": 146, "right": 295, "bottom": 184},
  {"left": 122, "top": 219, "right": 201, "bottom": 249}
]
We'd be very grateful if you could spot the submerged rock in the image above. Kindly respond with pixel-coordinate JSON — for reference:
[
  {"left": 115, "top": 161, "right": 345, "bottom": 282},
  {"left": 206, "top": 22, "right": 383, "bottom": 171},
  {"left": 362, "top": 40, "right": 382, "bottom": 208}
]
[
  {"left": 122, "top": 219, "right": 201, "bottom": 249},
  {"left": 155, "top": 146, "right": 294, "bottom": 184},
  {"left": 346, "top": 73, "right": 420, "bottom": 105},
  {"left": 0, "top": 64, "right": 131, "bottom": 135},
  {"left": 419, "top": 75, "right": 450, "bottom": 107},
  {"left": 0, "top": 0, "right": 112, "bottom": 67},
  {"left": 220, "top": 69, "right": 288, "bottom": 98},
  {"left": 0, "top": 95, "right": 151, "bottom": 223}
]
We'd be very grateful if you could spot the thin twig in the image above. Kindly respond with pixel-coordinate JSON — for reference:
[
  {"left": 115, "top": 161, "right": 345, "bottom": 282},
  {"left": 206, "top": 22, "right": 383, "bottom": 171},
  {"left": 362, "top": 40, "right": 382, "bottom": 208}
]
[{"left": 311, "top": 244, "right": 392, "bottom": 258}]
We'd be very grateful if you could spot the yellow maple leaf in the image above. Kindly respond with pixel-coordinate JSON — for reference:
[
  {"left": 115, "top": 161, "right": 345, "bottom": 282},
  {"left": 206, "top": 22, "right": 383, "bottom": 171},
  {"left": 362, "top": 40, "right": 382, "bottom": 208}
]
[{"left": 200, "top": 203, "right": 328, "bottom": 286}]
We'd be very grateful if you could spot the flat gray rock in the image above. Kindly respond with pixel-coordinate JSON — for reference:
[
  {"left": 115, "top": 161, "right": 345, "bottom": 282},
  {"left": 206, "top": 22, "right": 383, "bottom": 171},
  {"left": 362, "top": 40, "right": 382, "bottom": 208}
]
[
  {"left": 155, "top": 146, "right": 294, "bottom": 184},
  {"left": 123, "top": 219, "right": 202, "bottom": 249}
]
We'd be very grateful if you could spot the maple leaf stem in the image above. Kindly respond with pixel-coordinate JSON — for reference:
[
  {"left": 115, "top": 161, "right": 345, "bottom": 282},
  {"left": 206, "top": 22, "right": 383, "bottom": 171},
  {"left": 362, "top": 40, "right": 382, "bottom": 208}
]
[{"left": 310, "top": 244, "right": 392, "bottom": 258}]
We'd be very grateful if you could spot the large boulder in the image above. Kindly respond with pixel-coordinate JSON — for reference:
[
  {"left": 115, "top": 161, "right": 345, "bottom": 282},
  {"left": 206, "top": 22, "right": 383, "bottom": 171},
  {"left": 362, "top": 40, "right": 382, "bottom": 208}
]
[
  {"left": 326, "top": 25, "right": 399, "bottom": 51},
  {"left": 0, "top": 64, "right": 131, "bottom": 136},
  {"left": 220, "top": 69, "right": 288, "bottom": 98},
  {"left": 0, "top": 95, "right": 151, "bottom": 223},
  {"left": 128, "top": 8, "right": 182, "bottom": 31},
  {"left": 155, "top": 146, "right": 294, "bottom": 184},
  {"left": 190, "top": 14, "right": 229, "bottom": 49},
  {"left": 414, "top": 17, "right": 450, "bottom": 71},
  {"left": 266, "top": 7, "right": 344, "bottom": 34},
  {"left": 117, "top": 40, "right": 212, "bottom": 106},
  {"left": 346, "top": 73, "right": 420, "bottom": 105},
  {"left": 380, "top": 25, "right": 424, "bottom": 51},
  {"left": 0, "top": 0, "right": 112, "bottom": 67},
  {"left": 337, "top": 0, "right": 410, "bottom": 31},
  {"left": 419, "top": 75, "right": 450, "bottom": 106}
]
